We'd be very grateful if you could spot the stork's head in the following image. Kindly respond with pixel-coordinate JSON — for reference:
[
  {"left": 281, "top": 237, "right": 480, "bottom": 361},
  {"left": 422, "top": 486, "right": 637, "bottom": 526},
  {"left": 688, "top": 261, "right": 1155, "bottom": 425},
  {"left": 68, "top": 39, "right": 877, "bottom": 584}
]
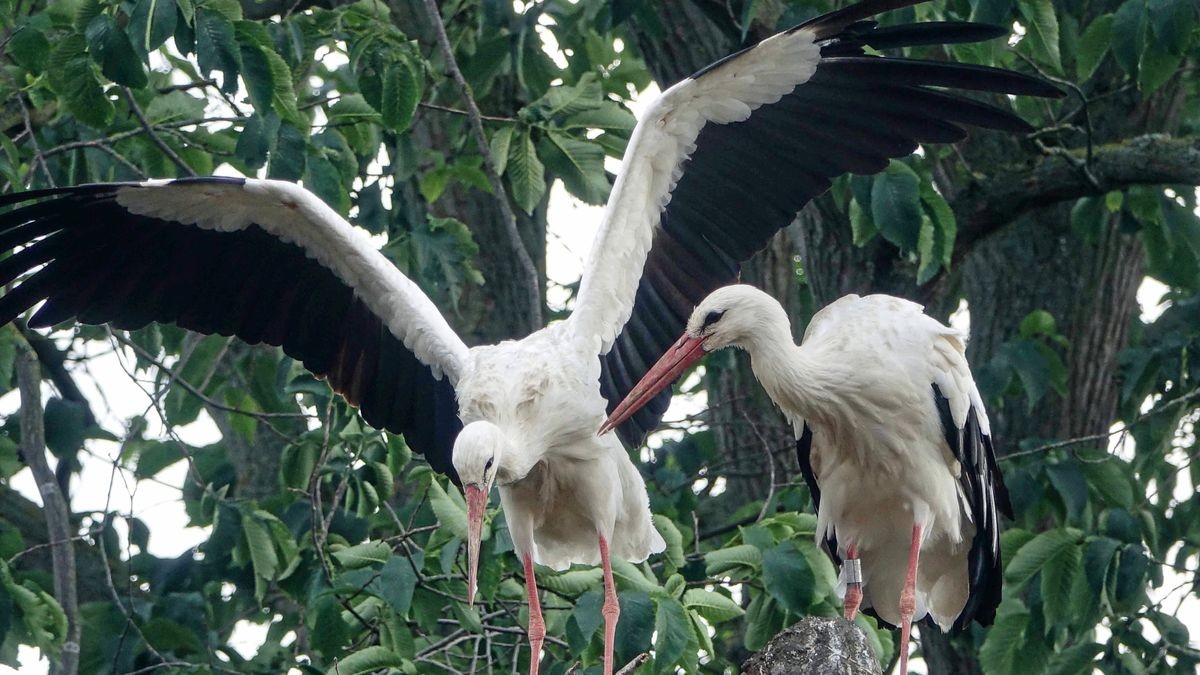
[
  {"left": 451, "top": 420, "right": 509, "bottom": 607},
  {"left": 600, "top": 285, "right": 784, "bottom": 435},
  {"left": 685, "top": 284, "right": 787, "bottom": 352}
]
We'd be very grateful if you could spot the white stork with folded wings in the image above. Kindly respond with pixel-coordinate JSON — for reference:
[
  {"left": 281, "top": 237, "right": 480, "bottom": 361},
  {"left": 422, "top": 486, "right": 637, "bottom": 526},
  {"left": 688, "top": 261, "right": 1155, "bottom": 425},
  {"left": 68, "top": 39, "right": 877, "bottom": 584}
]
[{"left": 0, "top": 0, "right": 1058, "bottom": 672}]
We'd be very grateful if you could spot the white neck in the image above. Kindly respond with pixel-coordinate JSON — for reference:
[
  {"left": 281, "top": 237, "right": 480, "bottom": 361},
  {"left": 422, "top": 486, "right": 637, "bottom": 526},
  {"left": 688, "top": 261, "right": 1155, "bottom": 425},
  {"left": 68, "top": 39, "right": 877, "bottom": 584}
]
[{"left": 738, "top": 313, "right": 845, "bottom": 427}]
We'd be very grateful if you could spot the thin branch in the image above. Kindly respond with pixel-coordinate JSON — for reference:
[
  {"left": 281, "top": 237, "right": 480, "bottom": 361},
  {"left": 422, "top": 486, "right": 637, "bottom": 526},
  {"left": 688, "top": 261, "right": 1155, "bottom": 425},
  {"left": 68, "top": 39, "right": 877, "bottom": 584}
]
[
  {"left": 615, "top": 653, "right": 650, "bottom": 674},
  {"left": 18, "top": 96, "right": 55, "bottom": 187},
  {"left": 419, "top": 0, "right": 542, "bottom": 330},
  {"left": 16, "top": 341, "right": 80, "bottom": 675},
  {"left": 1004, "top": 387, "right": 1200, "bottom": 460},
  {"left": 108, "top": 332, "right": 311, "bottom": 422},
  {"left": 954, "top": 134, "right": 1200, "bottom": 259},
  {"left": 121, "top": 88, "right": 196, "bottom": 177},
  {"left": 418, "top": 101, "right": 516, "bottom": 123}
]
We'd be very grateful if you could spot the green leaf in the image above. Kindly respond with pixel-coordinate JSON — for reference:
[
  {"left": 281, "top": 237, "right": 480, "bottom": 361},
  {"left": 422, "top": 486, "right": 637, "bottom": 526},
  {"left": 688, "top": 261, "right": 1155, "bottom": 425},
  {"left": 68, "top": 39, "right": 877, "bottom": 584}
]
[
  {"left": 871, "top": 161, "right": 922, "bottom": 251},
  {"left": 979, "top": 600, "right": 1031, "bottom": 674},
  {"left": 1111, "top": 545, "right": 1149, "bottom": 608},
  {"left": 566, "top": 590, "right": 603, "bottom": 651},
  {"left": 653, "top": 597, "right": 690, "bottom": 666},
  {"left": 43, "top": 398, "right": 88, "bottom": 457},
  {"left": 653, "top": 515, "right": 685, "bottom": 572},
  {"left": 506, "top": 129, "right": 546, "bottom": 214},
  {"left": 428, "top": 479, "right": 469, "bottom": 539},
  {"left": 310, "top": 595, "right": 348, "bottom": 655},
  {"left": 380, "top": 59, "right": 421, "bottom": 133},
  {"left": 610, "top": 558, "right": 660, "bottom": 594},
  {"left": 849, "top": 198, "right": 877, "bottom": 246},
  {"left": 761, "top": 542, "right": 814, "bottom": 614},
  {"left": 1017, "top": 0, "right": 1062, "bottom": 72},
  {"left": 241, "top": 512, "right": 278, "bottom": 594},
  {"left": 1047, "top": 642, "right": 1104, "bottom": 675},
  {"left": 1082, "top": 461, "right": 1134, "bottom": 508},
  {"left": 1006, "top": 528, "right": 1083, "bottom": 587},
  {"left": 6, "top": 26, "right": 51, "bottom": 73},
  {"left": 1111, "top": 0, "right": 1146, "bottom": 77},
  {"left": 743, "top": 593, "right": 784, "bottom": 651},
  {"left": 238, "top": 40, "right": 276, "bottom": 115},
  {"left": 614, "top": 591, "right": 655, "bottom": 665},
  {"left": 1046, "top": 460, "right": 1088, "bottom": 522},
  {"left": 561, "top": 101, "right": 636, "bottom": 132},
  {"left": 194, "top": 8, "right": 240, "bottom": 92},
  {"left": 327, "top": 646, "right": 405, "bottom": 675},
  {"left": 539, "top": 568, "right": 603, "bottom": 596},
  {"left": 1147, "top": 0, "right": 1195, "bottom": 54},
  {"left": 530, "top": 74, "right": 603, "bottom": 120},
  {"left": 1138, "top": 41, "right": 1183, "bottom": 94},
  {"left": 235, "top": 112, "right": 279, "bottom": 170},
  {"left": 916, "top": 218, "right": 938, "bottom": 284},
  {"left": 1076, "top": 14, "right": 1113, "bottom": 80},
  {"left": 375, "top": 557, "right": 417, "bottom": 615},
  {"left": 332, "top": 541, "right": 391, "bottom": 569},
  {"left": 46, "top": 34, "right": 114, "bottom": 128},
  {"left": 921, "top": 181, "right": 956, "bottom": 267},
  {"left": 489, "top": 125, "right": 514, "bottom": 175},
  {"left": 269, "top": 123, "right": 307, "bottom": 181},
  {"left": 704, "top": 544, "right": 762, "bottom": 577},
  {"left": 1040, "top": 541, "right": 1081, "bottom": 629},
  {"left": 129, "top": 0, "right": 177, "bottom": 53},
  {"left": 682, "top": 589, "right": 744, "bottom": 623},
  {"left": 542, "top": 131, "right": 609, "bottom": 204}
]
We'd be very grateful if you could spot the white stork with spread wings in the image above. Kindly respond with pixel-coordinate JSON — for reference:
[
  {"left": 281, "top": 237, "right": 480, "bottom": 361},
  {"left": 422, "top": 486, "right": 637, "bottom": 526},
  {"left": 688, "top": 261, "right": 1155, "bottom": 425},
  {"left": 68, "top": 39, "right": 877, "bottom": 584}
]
[
  {"left": 0, "top": 0, "right": 1056, "bottom": 672},
  {"left": 601, "top": 287, "right": 1012, "bottom": 675}
]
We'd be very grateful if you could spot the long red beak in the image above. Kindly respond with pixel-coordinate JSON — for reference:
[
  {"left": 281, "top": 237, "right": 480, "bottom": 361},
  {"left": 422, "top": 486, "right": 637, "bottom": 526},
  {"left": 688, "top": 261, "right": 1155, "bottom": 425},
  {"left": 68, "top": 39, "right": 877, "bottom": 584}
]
[
  {"left": 464, "top": 483, "right": 488, "bottom": 607},
  {"left": 599, "top": 333, "right": 707, "bottom": 436}
]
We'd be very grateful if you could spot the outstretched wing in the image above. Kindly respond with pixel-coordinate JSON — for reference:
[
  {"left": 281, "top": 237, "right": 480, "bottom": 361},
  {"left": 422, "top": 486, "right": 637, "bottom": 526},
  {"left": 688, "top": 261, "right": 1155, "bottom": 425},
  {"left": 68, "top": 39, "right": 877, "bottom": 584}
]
[
  {"left": 0, "top": 178, "right": 469, "bottom": 477},
  {"left": 568, "top": 0, "right": 1062, "bottom": 447}
]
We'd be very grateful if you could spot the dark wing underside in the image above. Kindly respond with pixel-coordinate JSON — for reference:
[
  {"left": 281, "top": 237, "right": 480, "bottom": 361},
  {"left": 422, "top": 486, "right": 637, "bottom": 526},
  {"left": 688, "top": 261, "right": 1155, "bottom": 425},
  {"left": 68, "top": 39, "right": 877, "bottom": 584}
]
[
  {"left": 0, "top": 179, "right": 461, "bottom": 480},
  {"left": 932, "top": 383, "right": 1012, "bottom": 630},
  {"left": 600, "top": 8, "right": 1062, "bottom": 448}
]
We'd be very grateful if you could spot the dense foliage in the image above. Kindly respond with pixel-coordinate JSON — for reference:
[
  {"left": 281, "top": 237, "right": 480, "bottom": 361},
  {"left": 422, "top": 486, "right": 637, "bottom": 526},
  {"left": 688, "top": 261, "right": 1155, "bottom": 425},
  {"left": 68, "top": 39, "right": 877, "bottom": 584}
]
[{"left": 0, "top": 0, "right": 1196, "bottom": 674}]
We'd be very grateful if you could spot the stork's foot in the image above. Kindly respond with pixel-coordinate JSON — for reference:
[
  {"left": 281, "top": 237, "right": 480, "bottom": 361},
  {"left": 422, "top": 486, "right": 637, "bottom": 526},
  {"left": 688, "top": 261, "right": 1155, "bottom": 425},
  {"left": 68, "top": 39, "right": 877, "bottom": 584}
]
[{"left": 599, "top": 534, "right": 620, "bottom": 675}]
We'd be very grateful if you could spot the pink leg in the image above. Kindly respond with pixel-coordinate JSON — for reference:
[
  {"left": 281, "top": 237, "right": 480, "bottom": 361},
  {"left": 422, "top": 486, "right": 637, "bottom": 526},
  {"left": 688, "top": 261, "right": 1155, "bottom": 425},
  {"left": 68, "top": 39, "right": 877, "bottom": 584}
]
[
  {"left": 843, "top": 542, "right": 862, "bottom": 621},
  {"left": 898, "top": 524, "right": 922, "bottom": 675},
  {"left": 599, "top": 535, "right": 620, "bottom": 675},
  {"left": 524, "top": 554, "right": 545, "bottom": 675}
]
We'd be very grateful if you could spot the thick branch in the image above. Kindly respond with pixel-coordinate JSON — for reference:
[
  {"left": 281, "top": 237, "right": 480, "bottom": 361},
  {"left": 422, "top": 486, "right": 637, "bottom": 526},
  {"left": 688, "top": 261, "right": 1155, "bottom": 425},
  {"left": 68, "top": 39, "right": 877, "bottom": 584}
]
[
  {"left": 957, "top": 134, "right": 1200, "bottom": 253},
  {"left": 419, "top": 0, "right": 543, "bottom": 331},
  {"left": 16, "top": 343, "right": 80, "bottom": 675}
]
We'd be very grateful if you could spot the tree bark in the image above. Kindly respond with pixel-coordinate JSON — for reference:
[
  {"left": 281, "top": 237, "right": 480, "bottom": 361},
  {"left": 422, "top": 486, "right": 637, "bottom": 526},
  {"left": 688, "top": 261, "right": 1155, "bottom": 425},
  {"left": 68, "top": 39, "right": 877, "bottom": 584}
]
[{"left": 16, "top": 346, "right": 80, "bottom": 675}]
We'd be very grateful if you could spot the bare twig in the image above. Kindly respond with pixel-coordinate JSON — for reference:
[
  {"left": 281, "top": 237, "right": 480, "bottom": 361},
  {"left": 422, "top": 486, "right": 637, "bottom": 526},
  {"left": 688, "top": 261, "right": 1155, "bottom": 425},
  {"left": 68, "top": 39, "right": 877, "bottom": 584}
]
[
  {"left": 1004, "top": 387, "right": 1200, "bottom": 460},
  {"left": 16, "top": 342, "right": 80, "bottom": 675},
  {"left": 615, "top": 653, "right": 650, "bottom": 674},
  {"left": 418, "top": 101, "right": 516, "bottom": 123},
  {"left": 742, "top": 411, "right": 778, "bottom": 522},
  {"left": 419, "top": 0, "right": 542, "bottom": 330},
  {"left": 121, "top": 88, "right": 196, "bottom": 177},
  {"left": 18, "top": 96, "right": 55, "bottom": 187}
]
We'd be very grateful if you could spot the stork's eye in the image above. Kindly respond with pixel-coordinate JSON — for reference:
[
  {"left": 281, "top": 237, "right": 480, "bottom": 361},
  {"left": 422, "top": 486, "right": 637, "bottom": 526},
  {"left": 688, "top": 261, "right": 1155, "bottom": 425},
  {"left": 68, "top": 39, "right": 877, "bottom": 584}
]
[
  {"left": 484, "top": 457, "right": 494, "bottom": 472},
  {"left": 702, "top": 310, "right": 726, "bottom": 329}
]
